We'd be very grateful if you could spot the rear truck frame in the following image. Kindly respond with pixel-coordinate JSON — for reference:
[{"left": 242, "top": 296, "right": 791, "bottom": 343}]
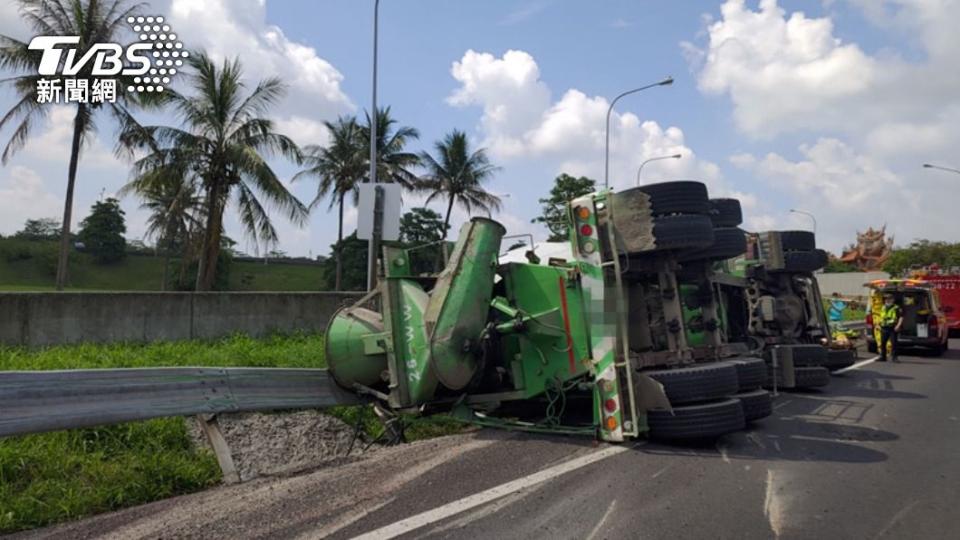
[
  {"left": 718, "top": 230, "right": 852, "bottom": 385},
  {"left": 325, "top": 181, "right": 774, "bottom": 442}
]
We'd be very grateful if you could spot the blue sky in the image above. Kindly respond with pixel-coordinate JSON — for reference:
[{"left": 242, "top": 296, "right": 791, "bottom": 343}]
[{"left": 2, "top": 0, "right": 959, "bottom": 258}]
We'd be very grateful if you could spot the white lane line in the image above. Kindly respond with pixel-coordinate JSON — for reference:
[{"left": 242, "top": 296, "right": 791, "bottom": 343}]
[
  {"left": 835, "top": 355, "right": 880, "bottom": 374},
  {"left": 651, "top": 464, "right": 671, "bottom": 479},
  {"left": 351, "top": 444, "right": 633, "bottom": 540},
  {"left": 586, "top": 498, "right": 618, "bottom": 540},
  {"left": 872, "top": 500, "right": 920, "bottom": 539},
  {"left": 773, "top": 399, "right": 793, "bottom": 411},
  {"left": 306, "top": 497, "right": 396, "bottom": 540},
  {"left": 763, "top": 469, "right": 784, "bottom": 538}
]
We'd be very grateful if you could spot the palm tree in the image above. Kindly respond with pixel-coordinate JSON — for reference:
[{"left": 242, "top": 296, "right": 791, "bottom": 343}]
[
  {"left": 360, "top": 107, "right": 420, "bottom": 186},
  {"left": 0, "top": 0, "right": 149, "bottom": 290},
  {"left": 123, "top": 53, "right": 307, "bottom": 290},
  {"left": 294, "top": 116, "right": 365, "bottom": 290},
  {"left": 418, "top": 130, "right": 501, "bottom": 235},
  {"left": 121, "top": 170, "right": 203, "bottom": 290}
]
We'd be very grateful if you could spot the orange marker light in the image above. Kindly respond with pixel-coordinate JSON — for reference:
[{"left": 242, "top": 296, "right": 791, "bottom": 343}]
[
  {"left": 605, "top": 416, "right": 618, "bottom": 430},
  {"left": 576, "top": 206, "right": 591, "bottom": 220}
]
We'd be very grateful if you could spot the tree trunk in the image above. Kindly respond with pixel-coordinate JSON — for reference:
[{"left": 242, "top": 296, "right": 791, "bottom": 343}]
[
  {"left": 54, "top": 104, "right": 86, "bottom": 291},
  {"left": 440, "top": 195, "right": 456, "bottom": 267},
  {"left": 335, "top": 194, "right": 344, "bottom": 291},
  {"left": 197, "top": 183, "right": 224, "bottom": 291},
  {"left": 443, "top": 195, "right": 455, "bottom": 238}
]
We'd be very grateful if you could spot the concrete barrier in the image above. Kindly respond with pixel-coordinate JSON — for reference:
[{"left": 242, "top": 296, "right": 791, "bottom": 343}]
[{"left": 0, "top": 292, "right": 363, "bottom": 347}]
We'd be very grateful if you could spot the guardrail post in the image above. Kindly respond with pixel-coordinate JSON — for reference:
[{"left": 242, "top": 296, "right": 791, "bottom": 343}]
[{"left": 196, "top": 414, "right": 241, "bottom": 484}]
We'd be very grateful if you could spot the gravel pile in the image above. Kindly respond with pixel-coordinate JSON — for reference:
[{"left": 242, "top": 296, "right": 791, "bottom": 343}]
[{"left": 189, "top": 410, "right": 367, "bottom": 481}]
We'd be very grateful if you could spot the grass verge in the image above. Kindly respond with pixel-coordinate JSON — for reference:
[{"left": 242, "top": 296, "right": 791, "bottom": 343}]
[{"left": 0, "top": 333, "right": 465, "bottom": 533}]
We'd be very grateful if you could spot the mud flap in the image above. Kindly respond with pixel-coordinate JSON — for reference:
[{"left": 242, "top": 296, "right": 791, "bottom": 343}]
[{"left": 633, "top": 372, "right": 673, "bottom": 413}]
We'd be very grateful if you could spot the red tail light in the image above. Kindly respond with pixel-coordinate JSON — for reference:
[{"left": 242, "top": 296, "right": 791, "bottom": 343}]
[
  {"left": 929, "top": 315, "right": 939, "bottom": 330},
  {"left": 866, "top": 313, "right": 873, "bottom": 329}
]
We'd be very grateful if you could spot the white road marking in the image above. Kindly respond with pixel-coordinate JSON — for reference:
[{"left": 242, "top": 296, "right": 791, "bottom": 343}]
[
  {"left": 716, "top": 440, "right": 731, "bottom": 464},
  {"left": 306, "top": 497, "right": 396, "bottom": 539},
  {"left": 764, "top": 469, "right": 785, "bottom": 538},
  {"left": 773, "top": 399, "right": 793, "bottom": 411},
  {"left": 350, "top": 444, "right": 633, "bottom": 540},
  {"left": 746, "top": 432, "right": 766, "bottom": 451},
  {"left": 835, "top": 355, "right": 880, "bottom": 374},
  {"left": 651, "top": 464, "right": 671, "bottom": 478},
  {"left": 872, "top": 500, "right": 920, "bottom": 539},
  {"left": 586, "top": 498, "right": 618, "bottom": 540}
]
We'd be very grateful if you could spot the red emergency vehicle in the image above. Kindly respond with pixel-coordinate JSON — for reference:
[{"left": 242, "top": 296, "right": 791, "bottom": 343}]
[{"left": 908, "top": 265, "right": 960, "bottom": 334}]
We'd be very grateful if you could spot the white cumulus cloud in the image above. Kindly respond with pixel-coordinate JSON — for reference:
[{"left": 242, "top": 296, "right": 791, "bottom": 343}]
[
  {"left": 168, "top": 0, "right": 353, "bottom": 145},
  {"left": 0, "top": 165, "right": 62, "bottom": 234},
  {"left": 447, "top": 49, "right": 733, "bottom": 197}
]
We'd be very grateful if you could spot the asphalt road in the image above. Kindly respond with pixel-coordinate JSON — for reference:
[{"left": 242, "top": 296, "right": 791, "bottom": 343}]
[{"left": 24, "top": 340, "right": 960, "bottom": 540}]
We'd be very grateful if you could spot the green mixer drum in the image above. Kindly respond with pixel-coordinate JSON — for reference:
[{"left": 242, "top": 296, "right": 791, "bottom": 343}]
[{"left": 325, "top": 306, "right": 387, "bottom": 389}]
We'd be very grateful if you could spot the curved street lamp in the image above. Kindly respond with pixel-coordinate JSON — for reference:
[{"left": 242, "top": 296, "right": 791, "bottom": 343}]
[
  {"left": 790, "top": 208, "right": 817, "bottom": 233},
  {"left": 923, "top": 163, "right": 960, "bottom": 175},
  {"left": 636, "top": 154, "right": 682, "bottom": 185},
  {"left": 604, "top": 76, "right": 674, "bottom": 189}
]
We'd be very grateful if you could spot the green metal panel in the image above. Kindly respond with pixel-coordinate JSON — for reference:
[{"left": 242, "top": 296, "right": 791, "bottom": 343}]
[
  {"left": 426, "top": 218, "right": 506, "bottom": 390},
  {"left": 325, "top": 307, "right": 387, "bottom": 389},
  {"left": 501, "top": 263, "right": 591, "bottom": 398},
  {"left": 381, "top": 278, "right": 436, "bottom": 407}
]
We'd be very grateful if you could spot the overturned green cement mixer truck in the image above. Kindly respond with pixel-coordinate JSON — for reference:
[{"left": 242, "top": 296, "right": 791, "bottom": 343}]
[{"left": 324, "top": 181, "right": 775, "bottom": 442}]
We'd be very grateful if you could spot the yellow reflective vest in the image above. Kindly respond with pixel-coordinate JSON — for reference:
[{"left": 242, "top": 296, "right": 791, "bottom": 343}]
[{"left": 879, "top": 304, "right": 901, "bottom": 327}]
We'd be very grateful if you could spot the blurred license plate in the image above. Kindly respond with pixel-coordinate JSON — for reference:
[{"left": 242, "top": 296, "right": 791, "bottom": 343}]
[{"left": 917, "top": 324, "right": 928, "bottom": 338}]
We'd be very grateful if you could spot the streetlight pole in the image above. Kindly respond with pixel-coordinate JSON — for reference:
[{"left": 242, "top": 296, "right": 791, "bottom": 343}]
[
  {"left": 790, "top": 209, "right": 817, "bottom": 233},
  {"left": 604, "top": 76, "right": 674, "bottom": 190},
  {"left": 923, "top": 163, "right": 960, "bottom": 175},
  {"left": 636, "top": 154, "right": 682, "bottom": 185},
  {"left": 366, "top": 0, "right": 380, "bottom": 291}
]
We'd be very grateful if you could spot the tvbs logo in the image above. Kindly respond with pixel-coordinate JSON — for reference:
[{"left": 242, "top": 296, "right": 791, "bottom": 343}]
[
  {"left": 30, "top": 36, "right": 153, "bottom": 76},
  {"left": 28, "top": 15, "right": 185, "bottom": 104}
]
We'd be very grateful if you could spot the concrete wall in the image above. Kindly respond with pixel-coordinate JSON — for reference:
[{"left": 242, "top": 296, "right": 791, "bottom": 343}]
[
  {"left": 0, "top": 292, "right": 363, "bottom": 347},
  {"left": 816, "top": 271, "right": 890, "bottom": 300}
]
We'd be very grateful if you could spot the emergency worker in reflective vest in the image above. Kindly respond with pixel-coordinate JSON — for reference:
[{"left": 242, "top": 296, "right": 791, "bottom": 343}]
[{"left": 878, "top": 293, "right": 903, "bottom": 362}]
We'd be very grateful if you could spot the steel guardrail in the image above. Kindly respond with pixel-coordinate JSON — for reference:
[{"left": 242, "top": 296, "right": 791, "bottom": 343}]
[
  {"left": 0, "top": 367, "right": 358, "bottom": 437},
  {"left": 833, "top": 320, "right": 867, "bottom": 331}
]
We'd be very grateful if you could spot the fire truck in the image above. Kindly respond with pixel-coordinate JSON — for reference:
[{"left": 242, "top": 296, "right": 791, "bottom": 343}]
[{"left": 907, "top": 265, "right": 960, "bottom": 335}]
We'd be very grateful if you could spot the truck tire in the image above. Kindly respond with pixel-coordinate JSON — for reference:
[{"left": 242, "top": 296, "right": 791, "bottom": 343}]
[
  {"left": 643, "top": 361, "right": 740, "bottom": 405},
  {"left": 729, "top": 357, "right": 766, "bottom": 391},
  {"left": 647, "top": 398, "right": 746, "bottom": 440},
  {"left": 824, "top": 349, "right": 856, "bottom": 371},
  {"left": 636, "top": 181, "right": 711, "bottom": 216},
  {"left": 652, "top": 214, "right": 715, "bottom": 251},
  {"left": 794, "top": 366, "right": 830, "bottom": 388},
  {"left": 736, "top": 389, "right": 773, "bottom": 422},
  {"left": 771, "top": 249, "right": 828, "bottom": 273},
  {"left": 679, "top": 227, "right": 746, "bottom": 262},
  {"left": 709, "top": 198, "right": 742, "bottom": 227},
  {"left": 779, "top": 230, "right": 816, "bottom": 251}
]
